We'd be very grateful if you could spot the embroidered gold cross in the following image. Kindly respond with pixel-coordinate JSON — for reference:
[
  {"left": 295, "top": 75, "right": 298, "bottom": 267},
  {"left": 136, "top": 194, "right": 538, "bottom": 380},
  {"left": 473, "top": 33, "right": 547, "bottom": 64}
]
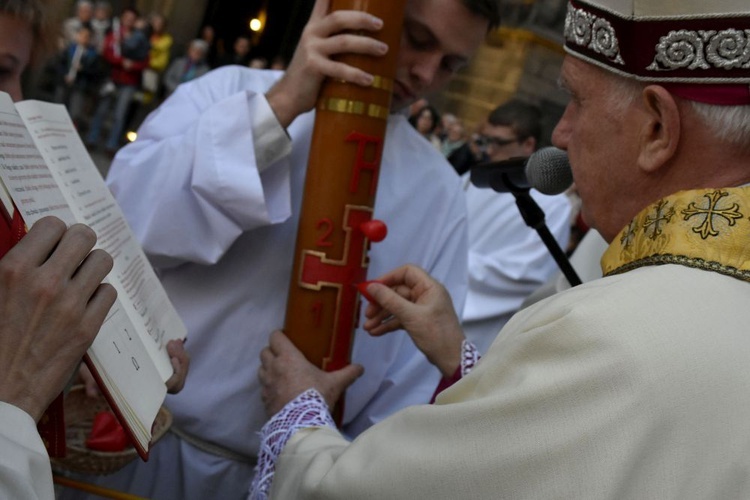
[
  {"left": 681, "top": 190, "right": 743, "bottom": 240},
  {"left": 619, "top": 219, "right": 638, "bottom": 248},
  {"left": 643, "top": 199, "right": 675, "bottom": 240}
]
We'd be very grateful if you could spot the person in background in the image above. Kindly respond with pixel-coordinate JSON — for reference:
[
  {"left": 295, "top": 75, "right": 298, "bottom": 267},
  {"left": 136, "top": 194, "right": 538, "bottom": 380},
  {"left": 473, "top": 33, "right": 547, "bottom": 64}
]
[
  {"left": 143, "top": 12, "right": 172, "bottom": 97},
  {"left": 89, "top": 1, "right": 111, "bottom": 53},
  {"left": 407, "top": 96, "right": 428, "bottom": 117},
  {"left": 69, "top": 0, "right": 501, "bottom": 498},
  {"left": 455, "top": 99, "right": 571, "bottom": 353},
  {"left": 218, "top": 34, "right": 252, "bottom": 67},
  {"left": 253, "top": 0, "right": 750, "bottom": 498},
  {"left": 85, "top": 6, "right": 149, "bottom": 155},
  {"left": 62, "top": 0, "right": 93, "bottom": 46},
  {"left": 249, "top": 56, "right": 268, "bottom": 69},
  {"left": 408, "top": 103, "right": 442, "bottom": 150},
  {"left": 163, "top": 39, "right": 210, "bottom": 96},
  {"left": 198, "top": 24, "right": 220, "bottom": 68},
  {"left": 439, "top": 113, "right": 466, "bottom": 157},
  {"left": 269, "top": 55, "right": 287, "bottom": 71},
  {"left": 53, "top": 25, "right": 99, "bottom": 128}
]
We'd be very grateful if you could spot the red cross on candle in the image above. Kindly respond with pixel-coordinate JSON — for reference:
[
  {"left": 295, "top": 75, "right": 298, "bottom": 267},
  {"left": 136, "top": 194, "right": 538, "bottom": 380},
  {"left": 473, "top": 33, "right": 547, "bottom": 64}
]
[{"left": 299, "top": 205, "right": 374, "bottom": 371}]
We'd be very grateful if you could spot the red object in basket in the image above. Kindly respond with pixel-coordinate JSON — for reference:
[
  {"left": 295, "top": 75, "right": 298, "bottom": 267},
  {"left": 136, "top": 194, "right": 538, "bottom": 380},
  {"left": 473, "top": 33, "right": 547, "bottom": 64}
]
[{"left": 85, "top": 411, "right": 129, "bottom": 452}]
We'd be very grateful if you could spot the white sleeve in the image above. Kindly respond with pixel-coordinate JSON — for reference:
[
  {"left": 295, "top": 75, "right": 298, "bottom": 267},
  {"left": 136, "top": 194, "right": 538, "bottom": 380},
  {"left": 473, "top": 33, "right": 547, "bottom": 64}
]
[
  {"left": 463, "top": 187, "right": 572, "bottom": 326},
  {"left": 106, "top": 67, "right": 293, "bottom": 268},
  {"left": 0, "top": 403, "right": 54, "bottom": 500}
]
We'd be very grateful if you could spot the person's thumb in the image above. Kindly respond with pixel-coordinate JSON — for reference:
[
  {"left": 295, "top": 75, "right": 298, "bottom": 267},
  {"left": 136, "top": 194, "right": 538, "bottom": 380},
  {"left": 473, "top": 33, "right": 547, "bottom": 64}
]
[
  {"left": 367, "top": 282, "right": 409, "bottom": 317},
  {"left": 331, "top": 364, "right": 365, "bottom": 390}
]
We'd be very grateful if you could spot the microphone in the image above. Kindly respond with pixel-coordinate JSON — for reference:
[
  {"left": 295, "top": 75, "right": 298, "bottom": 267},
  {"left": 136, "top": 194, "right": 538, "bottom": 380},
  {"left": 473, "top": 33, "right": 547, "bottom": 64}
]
[{"left": 470, "top": 146, "right": 573, "bottom": 195}]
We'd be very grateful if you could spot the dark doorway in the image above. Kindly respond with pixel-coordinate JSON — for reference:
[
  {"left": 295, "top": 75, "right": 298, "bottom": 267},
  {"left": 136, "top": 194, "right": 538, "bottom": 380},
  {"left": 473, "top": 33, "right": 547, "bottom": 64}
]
[{"left": 200, "top": 0, "right": 314, "bottom": 65}]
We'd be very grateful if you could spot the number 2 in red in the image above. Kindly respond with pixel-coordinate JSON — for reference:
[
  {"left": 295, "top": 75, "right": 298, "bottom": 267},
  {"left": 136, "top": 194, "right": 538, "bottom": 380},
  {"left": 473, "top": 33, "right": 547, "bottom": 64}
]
[{"left": 316, "top": 218, "right": 333, "bottom": 247}]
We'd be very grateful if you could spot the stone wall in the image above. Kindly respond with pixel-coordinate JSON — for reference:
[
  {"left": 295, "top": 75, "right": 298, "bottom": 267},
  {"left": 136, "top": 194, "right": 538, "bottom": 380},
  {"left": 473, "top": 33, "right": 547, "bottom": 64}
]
[{"left": 432, "top": 27, "right": 569, "bottom": 145}]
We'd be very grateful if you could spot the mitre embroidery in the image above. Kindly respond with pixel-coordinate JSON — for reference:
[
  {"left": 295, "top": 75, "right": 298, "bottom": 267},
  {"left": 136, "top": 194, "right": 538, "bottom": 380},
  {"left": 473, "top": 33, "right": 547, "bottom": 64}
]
[
  {"left": 647, "top": 29, "right": 750, "bottom": 73},
  {"left": 565, "top": 3, "right": 625, "bottom": 65}
]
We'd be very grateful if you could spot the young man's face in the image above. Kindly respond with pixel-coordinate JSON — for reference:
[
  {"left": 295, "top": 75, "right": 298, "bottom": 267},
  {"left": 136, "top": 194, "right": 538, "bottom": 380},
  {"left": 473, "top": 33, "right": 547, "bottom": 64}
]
[
  {"left": 391, "top": 0, "right": 489, "bottom": 111},
  {"left": 0, "top": 14, "right": 33, "bottom": 102},
  {"left": 480, "top": 123, "right": 535, "bottom": 162}
]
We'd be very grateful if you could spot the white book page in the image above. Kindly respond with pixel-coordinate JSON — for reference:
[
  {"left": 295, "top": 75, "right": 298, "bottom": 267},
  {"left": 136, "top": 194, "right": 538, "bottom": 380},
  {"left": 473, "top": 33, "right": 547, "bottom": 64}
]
[
  {"left": 0, "top": 93, "right": 165, "bottom": 439},
  {"left": 14, "top": 98, "right": 186, "bottom": 381},
  {"left": 0, "top": 94, "right": 75, "bottom": 225}
]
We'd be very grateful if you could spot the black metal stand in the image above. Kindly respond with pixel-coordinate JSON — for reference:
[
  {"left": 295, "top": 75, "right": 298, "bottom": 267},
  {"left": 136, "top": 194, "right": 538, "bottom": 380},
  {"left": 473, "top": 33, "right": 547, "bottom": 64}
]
[{"left": 510, "top": 188, "right": 582, "bottom": 287}]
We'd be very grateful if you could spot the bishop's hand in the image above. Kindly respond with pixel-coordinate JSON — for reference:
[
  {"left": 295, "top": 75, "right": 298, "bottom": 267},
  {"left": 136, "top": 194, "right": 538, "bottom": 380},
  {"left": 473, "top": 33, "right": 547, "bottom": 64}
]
[
  {"left": 258, "top": 330, "right": 364, "bottom": 417},
  {"left": 362, "top": 265, "right": 466, "bottom": 378}
]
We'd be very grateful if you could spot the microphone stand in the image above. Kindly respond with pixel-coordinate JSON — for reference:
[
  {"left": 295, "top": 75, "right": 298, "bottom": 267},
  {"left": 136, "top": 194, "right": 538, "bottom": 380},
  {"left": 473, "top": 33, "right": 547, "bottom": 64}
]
[{"left": 506, "top": 181, "right": 582, "bottom": 287}]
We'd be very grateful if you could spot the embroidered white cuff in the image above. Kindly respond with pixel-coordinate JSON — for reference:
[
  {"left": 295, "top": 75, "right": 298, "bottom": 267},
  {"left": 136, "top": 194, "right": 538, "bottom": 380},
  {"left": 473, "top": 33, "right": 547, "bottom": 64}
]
[
  {"left": 250, "top": 389, "right": 335, "bottom": 500},
  {"left": 461, "top": 339, "right": 480, "bottom": 377}
]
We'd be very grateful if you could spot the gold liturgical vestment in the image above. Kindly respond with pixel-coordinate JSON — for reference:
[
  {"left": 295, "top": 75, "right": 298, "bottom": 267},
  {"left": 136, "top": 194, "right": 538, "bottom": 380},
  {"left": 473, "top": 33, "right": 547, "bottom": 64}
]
[{"left": 271, "top": 187, "right": 750, "bottom": 499}]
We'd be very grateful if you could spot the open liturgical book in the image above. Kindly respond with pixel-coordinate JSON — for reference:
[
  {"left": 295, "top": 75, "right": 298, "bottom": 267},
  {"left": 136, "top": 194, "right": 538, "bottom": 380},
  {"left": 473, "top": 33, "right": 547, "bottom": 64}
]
[{"left": 0, "top": 91, "right": 186, "bottom": 459}]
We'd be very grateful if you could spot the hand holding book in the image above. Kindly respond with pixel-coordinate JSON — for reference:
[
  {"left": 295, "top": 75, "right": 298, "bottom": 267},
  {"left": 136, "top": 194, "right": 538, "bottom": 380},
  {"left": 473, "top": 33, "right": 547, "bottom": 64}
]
[
  {"left": 0, "top": 91, "right": 188, "bottom": 459},
  {"left": 0, "top": 217, "right": 116, "bottom": 422}
]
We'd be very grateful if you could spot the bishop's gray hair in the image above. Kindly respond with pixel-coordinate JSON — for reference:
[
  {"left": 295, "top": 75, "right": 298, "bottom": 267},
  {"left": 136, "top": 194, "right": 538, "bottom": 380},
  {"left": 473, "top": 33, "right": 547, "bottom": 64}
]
[{"left": 608, "top": 73, "right": 750, "bottom": 154}]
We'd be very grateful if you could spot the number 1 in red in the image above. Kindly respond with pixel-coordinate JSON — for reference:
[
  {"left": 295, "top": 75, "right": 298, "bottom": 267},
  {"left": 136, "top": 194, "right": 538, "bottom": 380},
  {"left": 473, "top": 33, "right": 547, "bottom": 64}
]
[{"left": 311, "top": 300, "right": 324, "bottom": 328}]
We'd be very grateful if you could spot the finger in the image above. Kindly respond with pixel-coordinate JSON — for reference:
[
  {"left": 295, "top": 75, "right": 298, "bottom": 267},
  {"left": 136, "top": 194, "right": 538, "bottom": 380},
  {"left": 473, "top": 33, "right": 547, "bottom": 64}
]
[
  {"left": 259, "top": 346, "right": 274, "bottom": 369},
  {"left": 79, "top": 364, "right": 101, "bottom": 398},
  {"left": 257, "top": 365, "right": 268, "bottom": 386},
  {"left": 312, "top": 9, "right": 383, "bottom": 38},
  {"left": 364, "top": 306, "right": 398, "bottom": 328},
  {"left": 371, "top": 264, "right": 412, "bottom": 288},
  {"left": 330, "top": 363, "right": 364, "bottom": 390},
  {"left": 166, "top": 340, "right": 189, "bottom": 393},
  {"left": 267, "top": 330, "right": 289, "bottom": 355},
  {"left": 367, "top": 282, "right": 411, "bottom": 316},
  {"left": 43, "top": 223, "right": 98, "bottom": 278},
  {"left": 71, "top": 248, "right": 114, "bottom": 300},
  {"left": 312, "top": 58, "right": 375, "bottom": 87},
  {"left": 309, "top": 0, "right": 331, "bottom": 22},
  {"left": 8, "top": 216, "right": 66, "bottom": 266},
  {"left": 78, "top": 283, "right": 117, "bottom": 339},
  {"left": 318, "top": 33, "right": 388, "bottom": 58},
  {"left": 269, "top": 329, "right": 302, "bottom": 359},
  {"left": 363, "top": 300, "right": 382, "bottom": 319},
  {"left": 402, "top": 265, "right": 435, "bottom": 291},
  {"left": 364, "top": 316, "right": 402, "bottom": 337}
]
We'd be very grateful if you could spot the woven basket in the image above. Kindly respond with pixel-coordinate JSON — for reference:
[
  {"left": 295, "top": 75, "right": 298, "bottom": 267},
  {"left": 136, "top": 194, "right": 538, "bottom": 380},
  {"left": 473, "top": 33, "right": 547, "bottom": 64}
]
[{"left": 50, "top": 385, "right": 172, "bottom": 476}]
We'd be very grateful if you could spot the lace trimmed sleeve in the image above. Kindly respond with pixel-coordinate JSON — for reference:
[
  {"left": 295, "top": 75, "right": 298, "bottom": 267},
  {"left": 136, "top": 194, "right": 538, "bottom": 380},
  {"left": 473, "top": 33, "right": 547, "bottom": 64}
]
[
  {"left": 430, "top": 340, "right": 480, "bottom": 402},
  {"left": 250, "top": 389, "right": 336, "bottom": 500}
]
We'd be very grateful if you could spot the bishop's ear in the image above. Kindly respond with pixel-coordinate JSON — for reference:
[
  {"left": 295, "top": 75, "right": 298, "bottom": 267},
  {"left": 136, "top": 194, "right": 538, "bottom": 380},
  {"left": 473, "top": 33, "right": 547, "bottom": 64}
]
[{"left": 637, "top": 85, "right": 681, "bottom": 174}]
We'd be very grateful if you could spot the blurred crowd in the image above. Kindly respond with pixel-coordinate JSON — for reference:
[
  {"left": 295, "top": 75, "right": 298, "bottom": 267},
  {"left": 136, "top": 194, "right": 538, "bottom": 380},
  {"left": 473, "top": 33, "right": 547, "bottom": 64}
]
[
  {"left": 405, "top": 97, "right": 588, "bottom": 255},
  {"left": 39, "top": 0, "right": 288, "bottom": 156}
]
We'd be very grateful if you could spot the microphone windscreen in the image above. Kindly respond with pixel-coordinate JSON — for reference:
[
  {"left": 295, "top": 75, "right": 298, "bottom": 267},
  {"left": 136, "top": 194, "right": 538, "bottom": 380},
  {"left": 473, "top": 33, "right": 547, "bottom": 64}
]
[{"left": 525, "top": 147, "right": 573, "bottom": 195}]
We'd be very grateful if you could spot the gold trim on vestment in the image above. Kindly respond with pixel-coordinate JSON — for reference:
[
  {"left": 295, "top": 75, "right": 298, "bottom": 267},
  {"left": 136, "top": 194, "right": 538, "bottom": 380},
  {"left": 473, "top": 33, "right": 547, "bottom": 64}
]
[{"left": 602, "top": 187, "right": 750, "bottom": 281}]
